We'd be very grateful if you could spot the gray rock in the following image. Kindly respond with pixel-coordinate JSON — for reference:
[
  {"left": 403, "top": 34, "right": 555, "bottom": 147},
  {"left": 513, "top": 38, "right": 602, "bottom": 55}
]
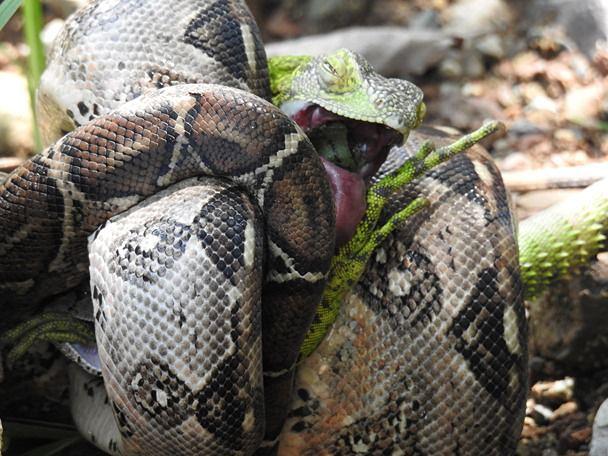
[
  {"left": 282, "top": 0, "right": 371, "bottom": 34},
  {"left": 475, "top": 34, "right": 506, "bottom": 59},
  {"left": 438, "top": 57, "right": 464, "bottom": 79},
  {"left": 528, "top": 253, "right": 608, "bottom": 373},
  {"left": 266, "top": 27, "right": 455, "bottom": 77},
  {"left": 509, "top": 119, "right": 548, "bottom": 136},
  {"left": 564, "top": 83, "right": 606, "bottom": 126},
  {"left": 409, "top": 10, "right": 441, "bottom": 30},
  {"left": 591, "top": 399, "right": 608, "bottom": 456},
  {"left": 41, "top": 18, "right": 65, "bottom": 54},
  {"left": 462, "top": 51, "right": 485, "bottom": 78},
  {"left": 526, "top": 95, "right": 559, "bottom": 114},
  {"left": 444, "top": 0, "right": 514, "bottom": 36},
  {"left": 521, "top": 0, "right": 608, "bottom": 58},
  {"left": 305, "top": 0, "right": 369, "bottom": 30}
]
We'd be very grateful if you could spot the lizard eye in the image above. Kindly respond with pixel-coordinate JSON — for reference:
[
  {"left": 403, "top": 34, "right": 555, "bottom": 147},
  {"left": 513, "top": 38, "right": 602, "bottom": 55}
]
[{"left": 320, "top": 60, "right": 339, "bottom": 85}]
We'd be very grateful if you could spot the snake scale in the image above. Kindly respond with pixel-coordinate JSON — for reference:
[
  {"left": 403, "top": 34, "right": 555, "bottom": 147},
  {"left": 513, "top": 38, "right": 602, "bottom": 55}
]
[
  {"left": 2, "top": 1, "right": 339, "bottom": 453},
  {"left": 2, "top": 0, "right": 603, "bottom": 454}
]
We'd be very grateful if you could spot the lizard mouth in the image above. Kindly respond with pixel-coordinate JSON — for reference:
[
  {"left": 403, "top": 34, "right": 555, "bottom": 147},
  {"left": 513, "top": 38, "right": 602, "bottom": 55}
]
[{"left": 283, "top": 102, "right": 404, "bottom": 248}]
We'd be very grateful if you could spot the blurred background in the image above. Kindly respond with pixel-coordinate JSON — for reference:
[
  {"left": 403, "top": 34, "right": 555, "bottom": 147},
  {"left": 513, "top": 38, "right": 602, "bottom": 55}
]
[{"left": 0, "top": 0, "right": 607, "bottom": 454}]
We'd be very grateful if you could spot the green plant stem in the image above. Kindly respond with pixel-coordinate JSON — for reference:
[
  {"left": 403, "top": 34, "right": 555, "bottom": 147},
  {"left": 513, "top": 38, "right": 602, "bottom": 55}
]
[
  {"left": 0, "top": 0, "right": 23, "bottom": 30},
  {"left": 22, "top": 0, "right": 44, "bottom": 152}
]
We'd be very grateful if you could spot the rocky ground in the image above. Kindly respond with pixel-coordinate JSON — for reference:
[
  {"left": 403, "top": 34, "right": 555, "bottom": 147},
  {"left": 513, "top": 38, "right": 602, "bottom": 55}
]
[{"left": 0, "top": 0, "right": 607, "bottom": 454}]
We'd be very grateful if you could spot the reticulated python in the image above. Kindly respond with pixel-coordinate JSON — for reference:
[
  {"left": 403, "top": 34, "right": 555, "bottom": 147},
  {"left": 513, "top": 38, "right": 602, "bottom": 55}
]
[{"left": 2, "top": 0, "right": 606, "bottom": 454}]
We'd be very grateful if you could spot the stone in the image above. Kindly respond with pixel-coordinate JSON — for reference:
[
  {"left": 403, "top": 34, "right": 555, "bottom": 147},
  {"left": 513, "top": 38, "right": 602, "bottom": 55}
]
[
  {"left": 509, "top": 120, "right": 547, "bottom": 136},
  {"left": 475, "top": 34, "right": 506, "bottom": 60},
  {"left": 521, "top": 0, "right": 608, "bottom": 58},
  {"left": 498, "top": 151, "right": 534, "bottom": 172},
  {"left": 438, "top": 57, "right": 463, "bottom": 79},
  {"left": 564, "top": 83, "right": 606, "bottom": 126},
  {"left": 444, "top": 0, "right": 513, "bottom": 36},
  {"left": 551, "top": 401, "right": 578, "bottom": 421},
  {"left": 526, "top": 95, "right": 558, "bottom": 114},
  {"left": 528, "top": 255, "right": 608, "bottom": 373},
  {"left": 266, "top": 27, "right": 454, "bottom": 76},
  {"left": 531, "top": 403, "right": 554, "bottom": 425},
  {"left": 306, "top": 0, "right": 369, "bottom": 30},
  {"left": 409, "top": 10, "right": 441, "bottom": 29},
  {"left": 532, "top": 378, "right": 575, "bottom": 405},
  {"left": 553, "top": 127, "right": 583, "bottom": 145},
  {"left": 462, "top": 52, "right": 485, "bottom": 78},
  {"left": 589, "top": 399, "right": 608, "bottom": 456},
  {"left": 40, "top": 18, "right": 65, "bottom": 54}
]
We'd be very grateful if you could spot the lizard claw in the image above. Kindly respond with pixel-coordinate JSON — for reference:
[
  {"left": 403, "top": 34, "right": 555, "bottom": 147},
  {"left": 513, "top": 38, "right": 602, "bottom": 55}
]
[{"left": 299, "top": 121, "right": 504, "bottom": 357}]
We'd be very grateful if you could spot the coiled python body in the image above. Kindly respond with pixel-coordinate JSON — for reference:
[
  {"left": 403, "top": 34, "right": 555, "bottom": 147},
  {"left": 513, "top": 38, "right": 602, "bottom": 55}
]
[
  {"left": 1, "top": 1, "right": 339, "bottom": 452},
  {"left": 0, "top": 0, "right": 532, "bottom": 454},
  {"left": 89, "top": 176, "right": 267, "bottom": 454},
  {"left": 280, "top": 133, "right": 527, "bottom": 454}
]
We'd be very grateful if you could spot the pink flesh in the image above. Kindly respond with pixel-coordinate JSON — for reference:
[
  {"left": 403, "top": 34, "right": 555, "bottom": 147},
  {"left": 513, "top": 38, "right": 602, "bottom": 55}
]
[
  {"left": 288, "top": 103, "right": 402, "bottom": 249},
  {"left": 290, "top": 103, "right": 341, "bottom": 131},
  {"left": 320, "top": 157, "right": 367, "bottom": 249}
]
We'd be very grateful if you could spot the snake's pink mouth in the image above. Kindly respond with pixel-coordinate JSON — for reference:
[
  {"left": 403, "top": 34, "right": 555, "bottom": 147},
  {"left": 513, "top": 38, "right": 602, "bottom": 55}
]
[{"left": 283, "top": 102, "right": 403, "bottom": 248}]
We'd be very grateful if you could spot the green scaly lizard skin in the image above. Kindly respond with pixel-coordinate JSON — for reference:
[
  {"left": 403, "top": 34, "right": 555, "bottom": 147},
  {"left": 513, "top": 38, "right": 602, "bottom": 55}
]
[
  {"left": 519, "top": 178, "right": 608, "bottom": 300},
  {"left": 4, "top": 49, "right": 608, "bottom": 367},
  {"left": 269, "top": 49, "right": 426, "bottom": 136},
  {"left": 268, "top": 50, "right": 506, "bottom": 356},
  {"left": 2, "top": 312, "right": 94, "bottom": 367},
  {"left": 268, "top": 54, "right": 313, "bottom": 106}
]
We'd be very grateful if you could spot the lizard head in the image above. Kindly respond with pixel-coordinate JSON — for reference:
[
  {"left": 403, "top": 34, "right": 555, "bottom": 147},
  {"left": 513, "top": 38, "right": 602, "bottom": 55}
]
[
  {"left": 281, "top": 49, "right": 425, "bottom": 136},
  {"left": 270, "top": 49, "right": 425, "bottom": 246}
]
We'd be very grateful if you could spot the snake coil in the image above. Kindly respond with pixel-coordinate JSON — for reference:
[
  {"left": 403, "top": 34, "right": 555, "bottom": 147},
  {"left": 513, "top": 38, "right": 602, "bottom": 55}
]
[
  {"left": 0, "top": 1, "right": 533, "bottom": 454},
  {"left": 1, "top": 1, "right": 334, "bottom": 453}
]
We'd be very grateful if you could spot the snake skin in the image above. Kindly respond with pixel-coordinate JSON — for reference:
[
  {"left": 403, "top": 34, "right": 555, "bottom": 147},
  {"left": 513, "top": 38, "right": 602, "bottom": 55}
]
[
  {"left": 62, "top": 130, "right": 528, "bottom": 455},
  {"left": 0, "top": 0, "right": 528, "bottom": 454},
  {"left": 0, "top": 0, "right": 335, "bottom": 452},
  {"left": 37, "top": 0, "right": 270, "bottom": 145},
  {"left": 89, "top": 177, "right": 266, "bottom": 454},
  {"left": 58, "top": 132, "right": 527, "bottom": 456},
  {"left": 279, "top": 129, "right": 526, "bottom": 455}
]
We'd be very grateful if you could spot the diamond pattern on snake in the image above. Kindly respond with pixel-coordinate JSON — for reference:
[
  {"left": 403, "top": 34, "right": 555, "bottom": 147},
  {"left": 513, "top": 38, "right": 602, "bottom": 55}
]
[{"left": 1, "top": 0, "right": 607, "bottom": 455}]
